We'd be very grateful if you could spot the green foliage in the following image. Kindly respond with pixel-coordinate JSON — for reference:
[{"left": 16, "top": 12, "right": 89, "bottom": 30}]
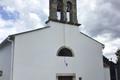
[{"left": 115, "top": 49, "right": 120, "bottom": 60}]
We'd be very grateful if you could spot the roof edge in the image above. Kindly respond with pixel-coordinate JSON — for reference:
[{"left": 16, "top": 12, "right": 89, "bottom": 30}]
[
  {"left": 0, "top": 36, "right": 14, "bottom": 48},
  {"left": 0, "top": 26, "right": 50, "bottom": 48},
  {"left": 80, "top": 32, "right": 105, "bottom": 49},
  {"left": 10, "top": 26, "right": 50, "bottom": 36}
]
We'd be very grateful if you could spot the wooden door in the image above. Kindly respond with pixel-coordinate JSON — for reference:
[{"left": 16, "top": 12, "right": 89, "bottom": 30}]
[{"left": 58, "top": 76, "right": 73, "bottom": 80}]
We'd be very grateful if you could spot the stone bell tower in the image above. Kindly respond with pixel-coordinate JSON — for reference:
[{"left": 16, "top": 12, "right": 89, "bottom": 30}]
[{"left": 48, "top": 0, "right": 80, "bottom": 26}]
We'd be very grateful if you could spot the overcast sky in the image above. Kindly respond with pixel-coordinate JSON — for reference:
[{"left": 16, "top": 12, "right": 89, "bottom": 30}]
[{"left": 0, "top": 0, "right": 119, "bottom": 61}]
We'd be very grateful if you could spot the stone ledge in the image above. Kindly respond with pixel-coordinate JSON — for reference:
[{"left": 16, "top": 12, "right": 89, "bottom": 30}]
[{"left": 46, "top": 19, "right": 81, "bottom": 26}]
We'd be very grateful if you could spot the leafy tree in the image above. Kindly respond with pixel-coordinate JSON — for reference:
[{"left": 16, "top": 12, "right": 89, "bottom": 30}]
[{"left": 115, "top": 49, "right": 120, "bottom": 61}]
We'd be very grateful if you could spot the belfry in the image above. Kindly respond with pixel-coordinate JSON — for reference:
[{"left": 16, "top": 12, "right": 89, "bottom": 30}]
[{"left": 49, "top": 0, "right": 79, "bottom": 25}]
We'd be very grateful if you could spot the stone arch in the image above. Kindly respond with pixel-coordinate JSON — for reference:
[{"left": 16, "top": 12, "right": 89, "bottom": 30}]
[
  {"left": 57, "top": 0, "right": 62, "bottom": 12},
  {"left": 67, "top": 1, "right": 73, "bottom": 22},
  {"left": 67, "top": 1, "right": 72, "bottom": 12}
]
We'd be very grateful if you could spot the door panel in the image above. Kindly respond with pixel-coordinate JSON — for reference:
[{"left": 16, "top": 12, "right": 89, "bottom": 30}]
[{"left": 58, "top": 76, "right": 73, "bottom": 80}]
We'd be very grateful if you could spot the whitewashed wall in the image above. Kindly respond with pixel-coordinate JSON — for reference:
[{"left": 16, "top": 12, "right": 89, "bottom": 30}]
[
  {"left": 0, "top": 42, "right": 12, "bottom": 80},
  {"left": 104, "top": 67, "right": 110, "bottom": 80},
  {"left": 13, "top": 21, "right": 104, "bottom": 80}
]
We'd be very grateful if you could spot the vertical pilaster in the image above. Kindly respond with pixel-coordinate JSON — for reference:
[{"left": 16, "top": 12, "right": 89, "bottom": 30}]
[
  {"left": 61, "top": 0, "right": 67, "bottom": 22},
  {"left": 70, "top": 0, "right": 78, "bottom": 24},
  {"left": 49, "top": 0, "right": 57, "bottom": 21}
]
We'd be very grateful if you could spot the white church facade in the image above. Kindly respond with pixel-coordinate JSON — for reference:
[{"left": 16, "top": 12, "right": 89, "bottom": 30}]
[{"left": 0, "top": 0, "right": 111, "bottom": 80}]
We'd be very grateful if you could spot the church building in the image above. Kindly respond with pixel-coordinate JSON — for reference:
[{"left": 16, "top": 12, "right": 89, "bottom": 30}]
[{"left": 0, "top": 0, "right": 108, "bottom": 80}]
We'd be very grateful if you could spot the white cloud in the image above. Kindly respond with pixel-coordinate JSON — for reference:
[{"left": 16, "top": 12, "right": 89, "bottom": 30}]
[
  {"left": 95, "top": 33, "right": 120, "bottom": 61},
  {"left": 0, "top": 18, "right": 6, "bottom": 28},
  {"left": 0, "top": 0, "right": 46, "bottom": 30},
  {"left": 0, "top": 27, "right": 16, "bottom": 43},
  {"left": 29, "top": 12, "right": 43, "bottom": 29}
]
